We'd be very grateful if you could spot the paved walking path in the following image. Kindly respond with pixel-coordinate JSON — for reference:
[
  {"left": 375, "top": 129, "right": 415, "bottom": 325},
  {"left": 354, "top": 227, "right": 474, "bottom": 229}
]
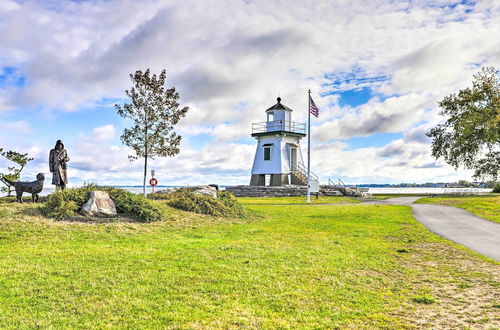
[{"left": 360, "top": 197, "right": 500, "bottom": 261}]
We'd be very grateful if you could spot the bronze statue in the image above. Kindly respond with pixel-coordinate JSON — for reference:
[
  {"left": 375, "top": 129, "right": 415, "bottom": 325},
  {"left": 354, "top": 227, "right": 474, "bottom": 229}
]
[
  {"left": 49, "top": 140, "right": 69, "bottom": 191},
  {"left": 1, "top": 173, "right": 45, "bottom": 203}
]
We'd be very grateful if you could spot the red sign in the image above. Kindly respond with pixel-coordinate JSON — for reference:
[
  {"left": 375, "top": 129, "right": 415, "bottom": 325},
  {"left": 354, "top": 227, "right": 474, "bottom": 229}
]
[{"left": 149, "top": 178, "right": 158, "bottom": 186}]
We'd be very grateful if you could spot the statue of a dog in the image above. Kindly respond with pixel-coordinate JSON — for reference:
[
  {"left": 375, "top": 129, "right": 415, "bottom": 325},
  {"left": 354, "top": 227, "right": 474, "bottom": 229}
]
[{"left": 1, "top": 173, "right": 45, "bottom": 203}]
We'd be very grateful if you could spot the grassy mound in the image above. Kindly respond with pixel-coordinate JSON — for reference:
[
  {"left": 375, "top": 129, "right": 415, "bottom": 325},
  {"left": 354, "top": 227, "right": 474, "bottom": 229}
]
[
  {"left": 42, "top": 185, "right": 169, "bottom": 222},
  {"left": 167, "top": 190, "right": 245, "bottom": 217},
  {"left": 1, "top": 199, "right": 498, "bottom": 327}
]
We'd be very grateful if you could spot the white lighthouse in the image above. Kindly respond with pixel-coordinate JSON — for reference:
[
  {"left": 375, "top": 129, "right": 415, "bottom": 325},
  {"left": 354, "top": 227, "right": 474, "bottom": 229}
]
[{"left": 250, "top": 97, "right": 313, "bottom": 186}]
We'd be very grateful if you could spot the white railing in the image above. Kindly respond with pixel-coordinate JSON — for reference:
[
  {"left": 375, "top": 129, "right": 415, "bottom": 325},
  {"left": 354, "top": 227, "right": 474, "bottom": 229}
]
[
  {"left": 291, "top": 162, "right": 318, "bottom": 183},
  {"left": 252, "top": 120, "right": 306, "bottom": 134},
  {"left": 328, "top": 178, "right": 346, "bottom": 187}
]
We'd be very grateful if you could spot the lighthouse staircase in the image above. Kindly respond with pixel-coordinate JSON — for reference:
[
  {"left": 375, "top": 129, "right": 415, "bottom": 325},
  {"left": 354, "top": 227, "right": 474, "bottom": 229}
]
[{"left": 291, "top": 162, "right": 319, "bottom": 186}]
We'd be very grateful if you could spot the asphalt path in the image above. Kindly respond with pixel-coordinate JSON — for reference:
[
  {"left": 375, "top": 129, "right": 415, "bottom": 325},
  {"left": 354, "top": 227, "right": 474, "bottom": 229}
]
[{"left": 360, "top": 196, "right": 500, "bottom": 261}]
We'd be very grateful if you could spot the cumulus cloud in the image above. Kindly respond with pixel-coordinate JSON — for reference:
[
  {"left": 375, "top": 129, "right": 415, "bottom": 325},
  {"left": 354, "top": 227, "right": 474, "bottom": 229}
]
[
  {"left": 1, "top": 0, "right": 498, "bottom": 185},
  {"left": 1, "top": 120, "right": 32, "bottom": 134},
  {"left": 311, "top": 139, "right": 470, "bottom": 184},
  {"left": 314, "top": 93, "right": 431, "bottom": 141},
  {"left": 91, "top": 124, "right": 115, "bottom": 142}
]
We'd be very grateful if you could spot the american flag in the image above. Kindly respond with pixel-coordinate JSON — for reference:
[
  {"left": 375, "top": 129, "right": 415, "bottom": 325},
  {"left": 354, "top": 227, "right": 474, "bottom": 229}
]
[{"left": 309, "top": 95, "right": 319, "bottom": 117}]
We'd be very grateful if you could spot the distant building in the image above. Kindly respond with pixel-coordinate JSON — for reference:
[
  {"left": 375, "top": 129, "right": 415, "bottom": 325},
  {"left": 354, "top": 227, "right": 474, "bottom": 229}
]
[{"left": 250, "top": 97, "right": 313, "bottom": 186}]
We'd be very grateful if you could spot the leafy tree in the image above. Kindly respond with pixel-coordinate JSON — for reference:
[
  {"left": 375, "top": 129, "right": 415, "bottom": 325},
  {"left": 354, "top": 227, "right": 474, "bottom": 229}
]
[
  {"left": 0, "top": 148, "right": 34, "bottom": 196},
  {"left": 427, "top": 67, "right": 500, "bottom": 181},
  {"left": 116, "top": 69, "right": 189, "bottom": 196},
  {"left": 458, "top": 180, "right": 471, "bottom": 187}
]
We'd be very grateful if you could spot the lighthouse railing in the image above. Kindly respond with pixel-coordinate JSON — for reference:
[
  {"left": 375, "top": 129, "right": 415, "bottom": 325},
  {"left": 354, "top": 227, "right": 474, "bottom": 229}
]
[
  {"left": 252, "top": 120, "right": 306, "bottom": 134},
  {"left": 291, "top": 162, "right": 318, "bottom": 182}
]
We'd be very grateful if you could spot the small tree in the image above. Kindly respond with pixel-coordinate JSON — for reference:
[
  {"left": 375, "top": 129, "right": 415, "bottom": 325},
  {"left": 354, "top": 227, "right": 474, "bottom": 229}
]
[
  {"left": 427, "top": 67, "right": 500, "bottom": 181},
  {"left": 116, "top": 69, "right": 189, "bottom": 196},
  {"left": 0, "top": 148, "right": 34, "bottom": 196}
]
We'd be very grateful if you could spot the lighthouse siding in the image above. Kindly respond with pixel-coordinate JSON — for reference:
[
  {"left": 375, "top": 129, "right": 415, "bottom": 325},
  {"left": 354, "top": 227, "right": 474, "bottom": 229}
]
[
  {"left": 280, "top": 136, "right": 305, "bottom": 173},
  {"left": 250, "top": 97, "right": 307, "bottom": 187},
  {"left": 251, "top": 136, "right": 283, "bottom": 174},
  {"left": 267, "top": 108, "right": 291, "bottom": 122},
  {"left": 251, "top": 135, "right": 305, "bottom": 174}
]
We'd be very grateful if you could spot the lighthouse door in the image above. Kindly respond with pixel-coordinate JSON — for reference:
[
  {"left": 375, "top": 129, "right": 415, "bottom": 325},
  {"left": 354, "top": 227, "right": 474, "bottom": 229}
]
[{"left": 290, "top": 148, "right": 297, "bottom": 170}]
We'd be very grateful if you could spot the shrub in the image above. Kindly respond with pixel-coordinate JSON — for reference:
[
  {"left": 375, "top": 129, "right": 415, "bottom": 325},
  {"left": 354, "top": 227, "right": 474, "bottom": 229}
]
[
  {"left": 42, "top": 192, "right": 78, "bottom": 220},
  {"left": 167, "top": 190, "right": 245, "bottom": 217},
  {"left": 42, "top": 186, "right": 168, "bottom": 222},
  {"left": 147, "top": 192, "right": 169, "bottom": 200},
  {"left": 61, "top": 183, "right": 99, "bottom": 206},
  {"left": 493, "top": 183, "right": 500, "bottom": 193},
  {"left": 217, "top": 191, "right": 245, "bottom": 217},
  {"left": 105, "top": 187, "right": 168, "bottom": 222}
]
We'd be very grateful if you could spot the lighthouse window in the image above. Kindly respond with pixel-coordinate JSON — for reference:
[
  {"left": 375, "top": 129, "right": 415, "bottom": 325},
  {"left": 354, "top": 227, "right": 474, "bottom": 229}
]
[
  {"left": 263, "top": 146, "right": 271, "bottom": 161},
  {"left": 267, "top": 111, "right": 274, "bottom": 122}
]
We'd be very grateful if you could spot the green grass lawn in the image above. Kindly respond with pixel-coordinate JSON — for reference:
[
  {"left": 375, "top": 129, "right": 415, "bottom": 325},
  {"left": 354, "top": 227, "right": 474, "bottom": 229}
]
[
  {"left": 237, "top": 196, "right": 359, "bottom": 205},
  {"left": 0, "top": 199, "right": 498, "bottom": 328},
  {"left": 416, "top": 194, "right": 500, "bottom": 224}
]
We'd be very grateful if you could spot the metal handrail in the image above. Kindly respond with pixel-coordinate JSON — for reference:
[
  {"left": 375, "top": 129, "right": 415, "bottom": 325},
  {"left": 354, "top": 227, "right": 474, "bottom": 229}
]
[
  {"left": 291, "top": 162, "right": 318, "bottom": 182},
  {"left": 252, "top": 120, "right": 306, "bottom": 134},
  {"left": 328, "top": 178, "right": 347, "bottom": 188}
]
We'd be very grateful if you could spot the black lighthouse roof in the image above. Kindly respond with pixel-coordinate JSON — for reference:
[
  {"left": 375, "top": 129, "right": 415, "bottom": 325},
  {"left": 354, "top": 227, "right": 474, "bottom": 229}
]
[{"left": 265, "top": 97, "right": 293, "bottom": 112}]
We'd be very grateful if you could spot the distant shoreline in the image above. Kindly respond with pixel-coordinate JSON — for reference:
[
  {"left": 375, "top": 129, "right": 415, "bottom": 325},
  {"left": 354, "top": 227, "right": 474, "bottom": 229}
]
[{"left": 1, "top": 186, "right": 493, "bottom": 198}]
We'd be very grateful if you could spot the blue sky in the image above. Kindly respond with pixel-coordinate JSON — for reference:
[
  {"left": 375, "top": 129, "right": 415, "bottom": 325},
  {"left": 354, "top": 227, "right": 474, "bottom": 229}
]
[{"left": 0, "top": 0, "right": 498, "bottom": 187}]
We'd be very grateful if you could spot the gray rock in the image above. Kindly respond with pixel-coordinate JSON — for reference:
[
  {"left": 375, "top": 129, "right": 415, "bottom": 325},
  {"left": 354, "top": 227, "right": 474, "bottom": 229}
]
[
  {"left": 192, "top": 185, "right": 217, "bottom": 198},
  {"left": 155, "top": 187, "right": 179, "bottom": 194},
  {"left": 81, "top": 191, "right": 117, "bottom": 217}
]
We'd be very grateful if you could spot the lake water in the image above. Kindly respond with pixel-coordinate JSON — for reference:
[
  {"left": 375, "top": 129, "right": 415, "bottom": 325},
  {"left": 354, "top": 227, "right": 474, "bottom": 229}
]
[
  {"left": 2, "top": 186, "right": 492, "bottom": 197},
  {"left": 38, "top": 186, "right": 172, "bottom": 196},
  {"left": 1, "top": 186, "right": 173, "bottom": 197}
]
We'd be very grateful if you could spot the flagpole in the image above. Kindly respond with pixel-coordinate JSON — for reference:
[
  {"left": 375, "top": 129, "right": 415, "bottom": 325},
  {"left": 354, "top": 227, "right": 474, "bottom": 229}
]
[{"left": 307, "top": 89, "right": 311, "bottom": 203}]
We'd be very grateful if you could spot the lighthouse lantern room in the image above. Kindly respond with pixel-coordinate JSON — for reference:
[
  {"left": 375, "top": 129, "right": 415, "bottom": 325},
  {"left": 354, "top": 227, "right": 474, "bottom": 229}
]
[{"left": 250, "top": 97, "right": 308, "bottom": 186}]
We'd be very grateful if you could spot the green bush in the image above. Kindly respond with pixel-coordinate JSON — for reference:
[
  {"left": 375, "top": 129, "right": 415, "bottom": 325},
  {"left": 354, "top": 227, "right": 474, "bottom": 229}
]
[
  {"left": 106, "top": 187, "right": 168, "bottom": 222},
  {"left": 61, "top": 183, "right": 99, "bottom": 206},
  {"left": 217, "top": 191, "right": 245, "bottom": 217},
  {"left": 167, "top": 190, "right": 245, "bottom": 217},
  {"left": 147, "top": 192, "right": 171, "bottom": 200},
  {"left": 42, "top": 186, "right": 168, "bottom": 222},
  {"left": 493, "top": 183, "right": 500, "bottom": 193},
  {"left": 42, "top": 193, "right": 78, "bottom": 220}
]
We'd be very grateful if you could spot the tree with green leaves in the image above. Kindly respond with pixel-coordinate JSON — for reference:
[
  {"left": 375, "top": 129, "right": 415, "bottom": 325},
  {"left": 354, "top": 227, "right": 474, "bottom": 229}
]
[
  {"left": 116, "top": 69, "right": 189, "bottom": 196},
  {"left": 427, "top": 66, "right": 500, "bottom": 181},
  {"left": 0, "top": 148, "right": 34, "bottom": 196}
]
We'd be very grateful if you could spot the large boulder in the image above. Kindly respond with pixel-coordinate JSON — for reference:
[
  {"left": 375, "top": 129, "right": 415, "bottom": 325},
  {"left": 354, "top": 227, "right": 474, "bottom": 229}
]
[
  {"left": 81, "top": 191, "right": 117, "bottom": 217},
  {"left": 192, "top": 185, "right": 217, "bottom": 198}
]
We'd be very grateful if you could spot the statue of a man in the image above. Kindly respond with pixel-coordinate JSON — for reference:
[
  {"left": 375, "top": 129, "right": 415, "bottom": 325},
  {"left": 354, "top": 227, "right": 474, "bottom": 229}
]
[{"left": 49, "top": 140, "right": 70, "bottom": 191}]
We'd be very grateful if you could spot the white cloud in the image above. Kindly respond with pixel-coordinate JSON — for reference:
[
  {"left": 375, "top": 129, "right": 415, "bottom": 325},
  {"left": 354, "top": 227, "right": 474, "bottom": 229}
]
[
  {"left": 91, "top": 124, "right": 115, "bottom": 142},
  {"left": 0, "top": 0, "right": 498, "bottom": 185},
  {"left": 314, "top": 93, "right": 431, "bottom": 141},
  {"left": 0, "top": 120, "right": 32, "bottom": 134}
]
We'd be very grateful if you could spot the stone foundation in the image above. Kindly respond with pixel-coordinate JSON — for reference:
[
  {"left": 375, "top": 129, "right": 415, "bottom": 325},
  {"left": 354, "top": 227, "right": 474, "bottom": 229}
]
[{"left": 226, "top": 185, "right": 344, "bottom": 197}]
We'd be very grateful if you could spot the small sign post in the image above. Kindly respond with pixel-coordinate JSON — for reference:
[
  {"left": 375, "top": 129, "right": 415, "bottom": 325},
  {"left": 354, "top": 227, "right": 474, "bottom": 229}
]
[
  {"left": 310, "top": 181, "right": 319, "bottom": 193},
  {"left": 150, "top": 171, "right": 158, "bottom": 194}
]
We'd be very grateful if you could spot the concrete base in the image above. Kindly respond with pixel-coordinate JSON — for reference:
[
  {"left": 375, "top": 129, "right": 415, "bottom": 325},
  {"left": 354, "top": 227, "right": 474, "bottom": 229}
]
[
  {"left": 250, "top": 173, "right": 291, "bottom": 186},
  {"left": 250, "top": 174, "right": 265, "bottom": 186},
  {"left": 272, "top": 174, "right": 289, "bottom": 186}
]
